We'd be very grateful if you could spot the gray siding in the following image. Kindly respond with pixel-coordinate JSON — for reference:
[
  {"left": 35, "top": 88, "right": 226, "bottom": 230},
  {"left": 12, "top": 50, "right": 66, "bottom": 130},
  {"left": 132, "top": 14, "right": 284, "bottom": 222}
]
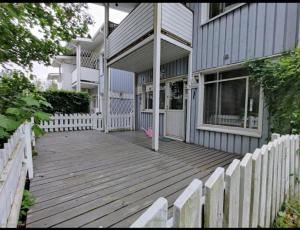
[
  {"left": 107, "top": 3, "right": 153, "bottom": 59},
  {"left": 137, "top": 57, "right": 188, "bottom": 86},
  {"left": 189, "top": 3, "right": 300, "bottom": 72},
  {"left": 110, "top": 68, "right": 134, "bottom": 94},
  {"left": 189, "top": 88, "right": 269, "bottom": 155}
]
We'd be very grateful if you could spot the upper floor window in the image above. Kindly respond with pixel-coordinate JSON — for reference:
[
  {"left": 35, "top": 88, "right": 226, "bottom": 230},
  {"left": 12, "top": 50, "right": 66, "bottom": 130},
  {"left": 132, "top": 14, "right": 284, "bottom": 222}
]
[
  {"left": 209, "top": 3, "right": 239, "bottom": 19},
  {"left": 201, "top": 3, "right": 244, "bottom": 25}
]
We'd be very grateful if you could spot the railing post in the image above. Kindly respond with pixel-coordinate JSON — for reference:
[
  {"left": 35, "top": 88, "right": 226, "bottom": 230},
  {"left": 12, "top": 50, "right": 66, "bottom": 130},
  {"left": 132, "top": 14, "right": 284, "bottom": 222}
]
[{"left": 24, "top": 122, "right": 33, "bottom": 179}]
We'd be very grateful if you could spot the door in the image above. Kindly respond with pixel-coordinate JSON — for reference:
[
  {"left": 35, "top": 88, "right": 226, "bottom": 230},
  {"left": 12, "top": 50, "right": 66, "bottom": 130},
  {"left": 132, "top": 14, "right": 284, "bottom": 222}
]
[{"left": 165, "top": 80, "right": 185, "bottom": 140}]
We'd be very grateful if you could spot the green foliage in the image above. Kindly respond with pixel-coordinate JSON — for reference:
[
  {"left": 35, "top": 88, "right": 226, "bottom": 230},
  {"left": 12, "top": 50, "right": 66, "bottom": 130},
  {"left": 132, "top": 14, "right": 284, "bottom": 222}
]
[
  {"left": 0, "top": 71, "right": 51, "bottom": 145},
  {"left": 41, "top": 89, "right": 90, "bottom": 114},
  {"left": 273, "top": 197, "right": 300, "bottom": 228},
  {"left": 0, "top": 3, "right": 94, "bottom": 69},
  {"left": 19, "top": 190, "right": 35, "bottom": 220},
  {"left": 246, "top": 48, "right": 300, "bottom": 135}
]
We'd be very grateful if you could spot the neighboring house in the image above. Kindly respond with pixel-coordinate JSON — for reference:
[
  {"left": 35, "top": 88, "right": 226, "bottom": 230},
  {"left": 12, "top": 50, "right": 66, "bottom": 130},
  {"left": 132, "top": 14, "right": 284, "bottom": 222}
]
[
  {"left": 99, "top": 3, "right": 300, "bottom": 154},
  {"left": 51, "top": 26, "right": 134, "bottom": 114}
]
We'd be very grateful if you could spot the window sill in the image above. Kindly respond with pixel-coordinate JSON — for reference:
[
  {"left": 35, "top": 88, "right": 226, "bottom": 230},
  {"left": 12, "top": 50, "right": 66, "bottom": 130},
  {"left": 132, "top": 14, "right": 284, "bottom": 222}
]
[
  {"left": 141, "top": 110, "right": 165, "bottom": 114},
  {"left": 197, "top": 124, "right": 262, "bottom": 138},
  {"left": 200, "top": 3, "right": 246, "bottom": 27}
]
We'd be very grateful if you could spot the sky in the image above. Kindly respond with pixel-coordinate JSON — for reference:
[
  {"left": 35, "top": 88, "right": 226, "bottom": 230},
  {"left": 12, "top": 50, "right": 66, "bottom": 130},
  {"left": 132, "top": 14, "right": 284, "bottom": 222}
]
[{"left": 29, "top": 3, "right": 127, "bottom": 84}]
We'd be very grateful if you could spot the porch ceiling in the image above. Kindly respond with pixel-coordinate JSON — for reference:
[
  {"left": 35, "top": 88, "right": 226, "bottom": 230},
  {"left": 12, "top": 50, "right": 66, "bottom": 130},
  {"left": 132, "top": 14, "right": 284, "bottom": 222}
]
[{"left": 108, "top": 38, "right": 189, "bottom": 73}]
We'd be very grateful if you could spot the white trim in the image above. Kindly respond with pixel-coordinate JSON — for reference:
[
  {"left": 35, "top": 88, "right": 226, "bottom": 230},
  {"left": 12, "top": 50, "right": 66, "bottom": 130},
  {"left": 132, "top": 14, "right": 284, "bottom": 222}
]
[
  {"left": 107, "top": 35, "right": 154, "bottom": 66},
  {"left": 200, "top": 3, "right": 246, "bottom": 26},
  {"left": 185, "top": 51, "right": 192, "bottom": 143},
  {"left": 152, "top": 3, "right": 162, "bottom": 151},
  {"left": 198, "top": 124, "right": 262, "bottom": 138},
  {"left": 160, "top": 34, "right": 192, "bottom": 51},
  {"left": 76, "top": 44, "right": 81, "bottom": 91},
  {"left": 197, "top": 67, "right": 264, "bottom": 138}
]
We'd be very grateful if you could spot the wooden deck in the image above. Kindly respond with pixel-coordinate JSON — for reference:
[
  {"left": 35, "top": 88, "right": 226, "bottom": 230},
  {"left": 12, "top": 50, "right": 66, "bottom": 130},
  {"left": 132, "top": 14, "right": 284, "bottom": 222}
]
[{"left": 26, "top": 130, "right": 241, "bottom": 228}]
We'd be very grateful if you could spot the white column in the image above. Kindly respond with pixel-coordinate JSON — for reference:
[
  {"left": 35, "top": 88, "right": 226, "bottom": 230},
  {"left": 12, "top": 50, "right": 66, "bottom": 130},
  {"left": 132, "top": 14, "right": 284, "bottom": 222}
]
[
  {"left": 185, "top": 51, "right": 193, "bottom": 143},
  {"left": 103, "top": 3, "right": 110, "bottom": 133},
  {"left": 132, "top": 73, "right": 136, "bottom": 131},
  {"left": 152, "top": 3, "right": 162, "bottom": 151},
  {"left": 76, "top": 44, "right": 81, "bottom": 92}
]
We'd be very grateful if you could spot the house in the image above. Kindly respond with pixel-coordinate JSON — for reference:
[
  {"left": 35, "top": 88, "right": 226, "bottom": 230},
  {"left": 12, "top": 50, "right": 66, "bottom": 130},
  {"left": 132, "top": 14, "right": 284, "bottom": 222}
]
[
  {"left": 50, "top": 26, "right": 134, "bottom": 114},
  {"left": 99, "top": 3, "right": 300, "bottom": 154}
]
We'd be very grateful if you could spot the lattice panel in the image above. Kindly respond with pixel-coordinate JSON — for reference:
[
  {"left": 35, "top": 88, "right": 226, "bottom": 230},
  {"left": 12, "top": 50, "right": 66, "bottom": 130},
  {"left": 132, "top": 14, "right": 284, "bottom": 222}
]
[
  {"left": 110, "top": 98, "right": 134, "bottom": 115},
  {"left": 81, "top": 48, "right": 99, "bottom": 70}
]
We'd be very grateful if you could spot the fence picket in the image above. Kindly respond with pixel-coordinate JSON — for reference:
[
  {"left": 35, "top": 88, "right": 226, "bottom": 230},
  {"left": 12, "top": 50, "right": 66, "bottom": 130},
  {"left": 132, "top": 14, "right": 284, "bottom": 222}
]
[
  {"left": 258, "top": 145, "right": 268, "bottom": 227},
  {"left": 173, "top": 179, "right": 202, "bottom": 227},
  {"left": 130, "top": 197, "right": 168, "bottom": 227},
  {"left": 250, "top": 149, "right": 262, "bottom": 227},
  {"left": 204, "top": 167, "right": 224, "bottom": 227},
  {"left": 265, "top": 142, "right": 275, "bottom": 227},
  {"left": 224, "top": 159, "right": 240, "bottom": 227},
  {"left": 239, "top": 153, "right": 252, "bottom": 227}
]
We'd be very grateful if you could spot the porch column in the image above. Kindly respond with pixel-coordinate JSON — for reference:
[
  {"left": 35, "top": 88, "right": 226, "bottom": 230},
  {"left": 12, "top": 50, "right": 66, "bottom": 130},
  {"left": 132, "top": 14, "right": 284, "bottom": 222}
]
[
  {"left": 103, "top": 3, "right": 110, "bottom": 133},
  {"left": 76, "top": 44, "right": 81, "bottom": 92},
  {"left": 185, "top": 51, "right": 193, "bottom": 143},
  {"left": 152, "top": 3, "right": 162, "bottom": 151}
]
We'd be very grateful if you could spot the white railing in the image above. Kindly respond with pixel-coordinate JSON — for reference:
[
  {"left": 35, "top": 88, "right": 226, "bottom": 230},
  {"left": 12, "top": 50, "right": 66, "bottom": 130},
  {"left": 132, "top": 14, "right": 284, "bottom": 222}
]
[
  {"left": 71, "top": 67, "right": 99, "bottom": 85},
  {"left": 0, "top": 120, "right": 34, "bottom": 227},
  {"left": 209, "top": 114, "right": 259, "bottom": 128},
  {"left": 131, "top": 133, "right": 300, "bottom": 228},
  {"left": 40, "top": 113, "right": 103, "bottom": 132},
  {"left": 109, "top": 113, "right": 134, "bottom": 131}
]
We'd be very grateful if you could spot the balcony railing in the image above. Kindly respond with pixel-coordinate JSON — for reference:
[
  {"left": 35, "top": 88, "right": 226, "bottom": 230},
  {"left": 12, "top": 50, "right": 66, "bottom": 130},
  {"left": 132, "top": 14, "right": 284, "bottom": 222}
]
[
  {"left": 107, "top": 3, "right": 193, "bottom": 60},
  {"left": 72, "top": 67, "right": 99, "bottom": 85}
]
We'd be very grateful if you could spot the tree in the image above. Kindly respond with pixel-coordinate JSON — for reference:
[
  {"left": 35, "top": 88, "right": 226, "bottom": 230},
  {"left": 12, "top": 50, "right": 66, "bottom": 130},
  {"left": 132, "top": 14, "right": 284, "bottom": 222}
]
[{"left": 0, "top": 3, "right": 94, "bottom": 70}]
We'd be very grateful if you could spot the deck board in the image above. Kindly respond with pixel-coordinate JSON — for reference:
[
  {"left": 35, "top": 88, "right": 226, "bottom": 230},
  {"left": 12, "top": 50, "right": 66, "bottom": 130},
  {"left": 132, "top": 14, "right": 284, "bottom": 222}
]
[{"left": 27, "top": 130, "right": 241, "bottom": 228}]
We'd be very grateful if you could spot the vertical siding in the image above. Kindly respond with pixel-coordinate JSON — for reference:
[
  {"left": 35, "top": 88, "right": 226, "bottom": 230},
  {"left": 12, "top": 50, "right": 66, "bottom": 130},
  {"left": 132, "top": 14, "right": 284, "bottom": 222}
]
[
  {"left": 110, "top": 68, "right": 134, "bottom": 93},
  {"left": 191, "top": 2, "right": 300, "bottom": 71},
  {"left": 138, "top": 112, "right": 164, "bottom": 136}
]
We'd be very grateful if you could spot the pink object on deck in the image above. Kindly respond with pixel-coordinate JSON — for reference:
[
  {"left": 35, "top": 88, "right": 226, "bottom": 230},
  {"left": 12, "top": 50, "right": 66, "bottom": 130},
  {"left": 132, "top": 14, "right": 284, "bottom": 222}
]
[{"left": 142, "top": 127, "right": 153, "bottom": 138}]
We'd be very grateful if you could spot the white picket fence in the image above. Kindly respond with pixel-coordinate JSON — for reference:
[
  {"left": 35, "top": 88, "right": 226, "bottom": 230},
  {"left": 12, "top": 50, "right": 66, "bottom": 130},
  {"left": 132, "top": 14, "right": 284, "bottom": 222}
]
[
  {"left": 0, "top": 120, "right": 34, "bottom": 227},
  {"left": 40, "top": 113, "right": 104, "bottom": 132},
  {"left": 40, "top": 113, "right": 134, "bottom": 132},
  {"left": 131, "top": 133, "right": 300, "bottom": 228},
  {"left": 109, "top": 113, "right": 134, "bottom": 131}
]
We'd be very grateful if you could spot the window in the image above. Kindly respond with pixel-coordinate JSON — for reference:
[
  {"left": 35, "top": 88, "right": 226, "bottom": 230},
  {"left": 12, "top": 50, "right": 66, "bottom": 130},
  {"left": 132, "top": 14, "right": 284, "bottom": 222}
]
[
  {"left": 202, "top": 68, "right": 261, "bottom": 131},
  {"left": 201, "top": 3, "right": 243, "bottom": 24},
  {"left": 169, "top": 81, "right": 184, "bottom": 110},
  {"left": 209, "top": 3, "right": 239, "bottom": 19},
  {"left": 143, "top": 83, "right": 165, "bottom": 110}
]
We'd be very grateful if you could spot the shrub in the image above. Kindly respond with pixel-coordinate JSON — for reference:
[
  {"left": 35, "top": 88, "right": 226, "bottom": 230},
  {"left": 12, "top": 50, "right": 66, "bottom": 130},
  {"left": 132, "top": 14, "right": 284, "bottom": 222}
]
[
  {"left": 246, "top": 48, "right": 300, "bottom": 135},
  {"left": 0, "top": 71, "right": 51, "bottom": 146},
  {"left": 41, "top": 89, "right": 90, "bottom": 114},
  {"left": 273, "top": 197, "right": 300, "bottom": 228}
]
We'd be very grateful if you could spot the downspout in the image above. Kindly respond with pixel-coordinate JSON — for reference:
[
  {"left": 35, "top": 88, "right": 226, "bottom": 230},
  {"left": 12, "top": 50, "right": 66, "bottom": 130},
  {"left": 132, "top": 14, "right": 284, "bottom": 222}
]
[{"left": 76, "top": 44, "right": 81, "bottom": 92}]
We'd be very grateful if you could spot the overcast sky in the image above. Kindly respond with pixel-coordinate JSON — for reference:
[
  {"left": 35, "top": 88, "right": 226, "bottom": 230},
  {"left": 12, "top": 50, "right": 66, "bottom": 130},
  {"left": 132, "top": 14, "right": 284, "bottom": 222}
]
[{"left": 31, "top": 3, "right": 127, "bottom": 83}]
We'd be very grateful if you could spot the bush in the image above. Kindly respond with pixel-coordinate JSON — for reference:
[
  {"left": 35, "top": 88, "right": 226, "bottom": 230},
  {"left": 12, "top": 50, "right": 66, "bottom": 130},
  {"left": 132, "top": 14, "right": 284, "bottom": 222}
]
[
  {"left": 273, "top": 197, "right": 300, "bottom": 228},
  {"left": 41, "top": 89, "right": 90, "bottom": 114},
  {"left": 0, "top": 71, "right": 51, "bottom": 146},
  {"left": 246, "top": 48, "right": 300, "bottom": 135}
]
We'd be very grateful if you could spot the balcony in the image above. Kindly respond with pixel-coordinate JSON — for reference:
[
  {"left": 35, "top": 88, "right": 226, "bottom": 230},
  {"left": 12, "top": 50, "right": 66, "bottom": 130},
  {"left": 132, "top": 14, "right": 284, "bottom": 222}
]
[
  {"left": 107, "top": 3, "right": 193, "bottom": 70},
  {"left": 72, "top": 67, "right": 99, "bottom": 88}
]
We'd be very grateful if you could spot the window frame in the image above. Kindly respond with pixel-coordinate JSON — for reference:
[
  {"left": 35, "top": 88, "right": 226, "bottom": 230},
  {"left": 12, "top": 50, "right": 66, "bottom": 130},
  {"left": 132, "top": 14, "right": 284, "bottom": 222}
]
[
  {"left": 200, "top": 3, "right": 246, "bottom": 26},
  {"left": 197, "top": 65, "right": 264, "bottom": 138}
]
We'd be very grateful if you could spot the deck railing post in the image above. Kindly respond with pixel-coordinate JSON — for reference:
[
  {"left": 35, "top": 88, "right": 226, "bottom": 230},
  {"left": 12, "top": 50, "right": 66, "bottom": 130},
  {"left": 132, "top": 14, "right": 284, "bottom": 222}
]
[
  {"left": 152, "top": 3, "right": 162, "bottom": 151},
  {"left": 24, "top": 122, "right": 33, "bottom": 179}
]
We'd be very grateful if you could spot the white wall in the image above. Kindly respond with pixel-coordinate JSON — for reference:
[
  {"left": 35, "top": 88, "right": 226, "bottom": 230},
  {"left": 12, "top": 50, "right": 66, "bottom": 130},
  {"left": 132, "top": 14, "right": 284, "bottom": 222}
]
[{"left": 61, "top": 63, "right": 76, "bottom": 90}]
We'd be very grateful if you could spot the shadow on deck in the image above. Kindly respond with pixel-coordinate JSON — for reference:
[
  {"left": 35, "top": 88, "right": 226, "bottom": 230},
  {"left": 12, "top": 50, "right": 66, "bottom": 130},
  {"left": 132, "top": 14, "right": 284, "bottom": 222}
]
[{"left": 27, "top": 130, "right": 241, "bottom": 228}]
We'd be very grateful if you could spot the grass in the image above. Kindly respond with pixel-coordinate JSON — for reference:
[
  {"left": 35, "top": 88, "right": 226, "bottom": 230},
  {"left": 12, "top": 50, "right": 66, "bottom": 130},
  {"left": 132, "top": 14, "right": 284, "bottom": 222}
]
[
  {"left": 273, "top": 196, "right": 300, "bottom": 228},
  {"left": 18, "top": 190, "right": 35, "bottom": 227}
]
